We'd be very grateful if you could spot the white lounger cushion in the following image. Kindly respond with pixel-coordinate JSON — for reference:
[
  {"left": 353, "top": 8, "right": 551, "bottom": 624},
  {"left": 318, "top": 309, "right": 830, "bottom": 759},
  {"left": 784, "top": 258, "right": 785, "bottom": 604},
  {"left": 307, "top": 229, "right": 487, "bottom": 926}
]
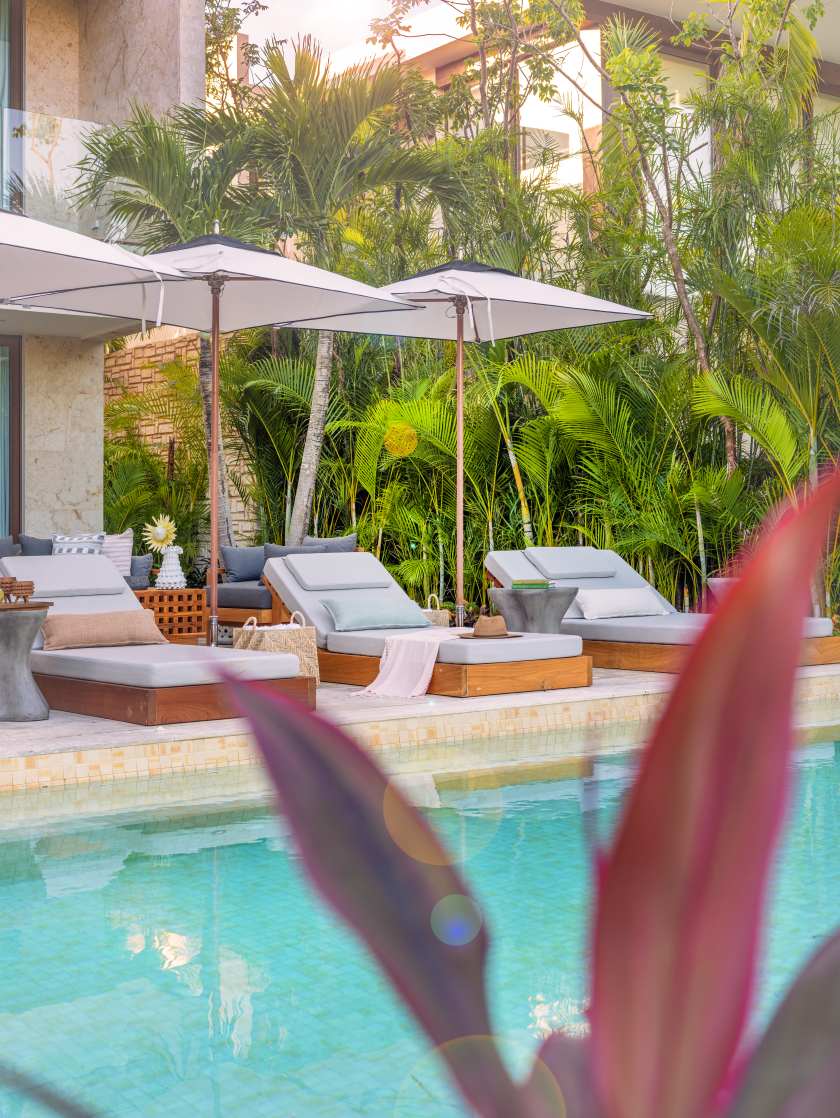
[
  {"left": 31, "top": 644, "right": 299, "bottom": 687},
  {"left": 559, "top": 613, "right": 833, "bottom": 644},
  {"left": 285, "top": 552, "right": 390, "bottom": 591},
  {"left": 575, "top": 587, "right": 669, "bottom": 620},
  {"left": 326, "top": 629, "right": 583, "bottom": 663},
  {"left": 525, "top": 547, "right": 617, "bottom": 580},
  {"left": 0, "top": 554, "right": 128, "bottom": 598}
]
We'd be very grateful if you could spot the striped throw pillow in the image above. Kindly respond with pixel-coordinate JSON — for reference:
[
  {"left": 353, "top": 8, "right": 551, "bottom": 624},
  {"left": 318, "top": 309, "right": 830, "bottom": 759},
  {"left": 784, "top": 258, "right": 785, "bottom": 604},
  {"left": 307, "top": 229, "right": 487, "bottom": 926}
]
[
  {"left": 102, "top": 529, "right": 134, "bottom": 575},
  {"left": 52, "top": 532, "right": 106, "bottom": 556}
]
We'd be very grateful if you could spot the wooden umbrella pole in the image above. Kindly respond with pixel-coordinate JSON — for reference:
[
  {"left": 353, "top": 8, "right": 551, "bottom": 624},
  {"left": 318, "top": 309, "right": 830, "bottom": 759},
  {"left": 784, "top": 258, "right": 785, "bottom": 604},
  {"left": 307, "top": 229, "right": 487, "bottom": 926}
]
[
  {"left": 455, "top": 295, "right": 467, "bottom": 628},
  {"left": 207, "top": 276, "right": 224, "bottom": 646}
]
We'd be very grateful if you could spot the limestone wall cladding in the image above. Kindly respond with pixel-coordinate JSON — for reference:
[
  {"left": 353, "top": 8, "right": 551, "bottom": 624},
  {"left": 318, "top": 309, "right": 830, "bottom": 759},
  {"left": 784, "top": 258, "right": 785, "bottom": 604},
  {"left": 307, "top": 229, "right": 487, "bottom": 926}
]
[
  {"left": 105, "top": 335, "right": 259, "bottom": 544},
  {"left": 23, "top": 337, "right": 104, "bottom": 535},
  {"left": 79, "top": 0, "right": 206, "bottom": 122},
  {"left": 24, "top": 0, "right": 205, "bottom": 121}
]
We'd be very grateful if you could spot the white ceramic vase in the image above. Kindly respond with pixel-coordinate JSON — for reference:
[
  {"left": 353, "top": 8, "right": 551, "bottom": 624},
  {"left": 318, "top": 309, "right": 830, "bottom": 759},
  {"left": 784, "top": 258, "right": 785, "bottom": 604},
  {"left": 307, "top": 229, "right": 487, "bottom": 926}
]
[{"left": 155, "top": 545, "right": 187, "bottom": 590}]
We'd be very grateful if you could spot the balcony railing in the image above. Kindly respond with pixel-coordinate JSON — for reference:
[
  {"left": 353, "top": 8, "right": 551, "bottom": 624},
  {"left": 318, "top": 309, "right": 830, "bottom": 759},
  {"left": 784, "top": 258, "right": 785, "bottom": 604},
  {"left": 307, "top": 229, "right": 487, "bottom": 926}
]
[{"left": 1, "top": 108, "right": 108, "bottom": 236}]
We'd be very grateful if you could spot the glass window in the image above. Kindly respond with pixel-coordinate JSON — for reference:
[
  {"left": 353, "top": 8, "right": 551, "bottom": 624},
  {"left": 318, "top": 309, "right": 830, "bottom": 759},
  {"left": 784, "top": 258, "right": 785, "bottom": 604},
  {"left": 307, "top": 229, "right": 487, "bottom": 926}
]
[{"left": 0, "top": 344, "right": 10, "bottom": 535}]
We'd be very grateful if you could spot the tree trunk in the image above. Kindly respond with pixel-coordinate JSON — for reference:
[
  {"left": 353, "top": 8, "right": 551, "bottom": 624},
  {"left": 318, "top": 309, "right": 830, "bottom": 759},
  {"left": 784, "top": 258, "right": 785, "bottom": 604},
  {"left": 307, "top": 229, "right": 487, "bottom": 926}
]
[
  {"left": 198, "top": 336, "right": 235, "bottom": 550},
  {"left": 287, "top": 329, "right": 333, "bottom": 545}
]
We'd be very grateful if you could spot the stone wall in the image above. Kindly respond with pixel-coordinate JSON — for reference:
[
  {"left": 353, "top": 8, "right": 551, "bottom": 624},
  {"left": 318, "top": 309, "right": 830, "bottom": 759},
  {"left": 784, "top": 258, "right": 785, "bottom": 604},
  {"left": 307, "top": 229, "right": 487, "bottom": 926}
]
[
  {"left": 25, "top": 0, "right": 205, "bottom": 121},
  {"left": 105, "top": 335, "right": 259, "bottom": 544},
  {"left": 23, "top": 337, "right": 104, "bottom": 535}
]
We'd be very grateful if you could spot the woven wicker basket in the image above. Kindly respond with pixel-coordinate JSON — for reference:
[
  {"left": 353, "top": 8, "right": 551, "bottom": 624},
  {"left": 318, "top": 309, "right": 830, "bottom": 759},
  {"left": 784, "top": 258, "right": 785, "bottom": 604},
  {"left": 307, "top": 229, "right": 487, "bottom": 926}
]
[
  {"left": 421, "top": 593, "right": 451, "bottom": 627},
  {"left": 234, "top": 611, "right": 320, "bottom": 683}
]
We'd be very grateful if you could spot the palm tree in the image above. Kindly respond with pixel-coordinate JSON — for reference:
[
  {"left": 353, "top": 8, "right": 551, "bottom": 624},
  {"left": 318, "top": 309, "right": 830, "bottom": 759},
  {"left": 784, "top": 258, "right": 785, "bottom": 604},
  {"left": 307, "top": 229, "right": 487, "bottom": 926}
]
[
  {"left": 76, "top": 103, "right": 277, "bottom": 548},
  {"left": 251, "top": 37, "right": 453, "bottom": 543}
]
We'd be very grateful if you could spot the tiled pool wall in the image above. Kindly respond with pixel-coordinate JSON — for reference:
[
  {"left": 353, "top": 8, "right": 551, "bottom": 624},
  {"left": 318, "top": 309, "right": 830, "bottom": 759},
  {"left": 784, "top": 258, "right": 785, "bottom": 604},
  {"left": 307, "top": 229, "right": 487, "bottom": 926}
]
[{"left": 0, "top": 666, "right": 838, "bottom": 800}]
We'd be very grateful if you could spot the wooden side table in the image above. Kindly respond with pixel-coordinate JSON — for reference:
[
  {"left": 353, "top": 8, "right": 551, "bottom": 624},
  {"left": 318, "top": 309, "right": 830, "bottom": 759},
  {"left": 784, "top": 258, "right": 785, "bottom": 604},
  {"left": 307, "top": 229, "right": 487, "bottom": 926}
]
[
  {"left": 134, "top": 588, "right": 207, "bottom": 644},
  {"left": 0, "top": 603, "right": 52, "bottom": 721}
]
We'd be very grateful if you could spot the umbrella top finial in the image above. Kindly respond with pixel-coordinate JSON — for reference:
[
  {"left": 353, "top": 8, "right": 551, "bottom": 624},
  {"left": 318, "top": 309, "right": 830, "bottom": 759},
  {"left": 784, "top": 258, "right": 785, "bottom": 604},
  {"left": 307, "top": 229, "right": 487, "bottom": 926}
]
[{"left": 213, "top": 220, "right": 221, "bottom": 236}]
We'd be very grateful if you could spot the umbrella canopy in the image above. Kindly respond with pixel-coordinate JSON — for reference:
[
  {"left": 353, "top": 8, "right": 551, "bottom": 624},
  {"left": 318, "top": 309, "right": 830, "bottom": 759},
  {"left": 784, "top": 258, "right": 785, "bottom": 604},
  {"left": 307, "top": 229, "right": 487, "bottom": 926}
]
[
  {"left": 11, "top": 233, "right": 416, "bottom": 645},
  {"left": 287, "top": 260, "right": 651, "bottom": 340},
  {"left": 0, "top": 210, "right": 181, "bottom": 302},
  {"left": 286, "top": 261, "right": 651, "bottom": 625},
  {"left": 16, "top": 234, "right": 414, "bottom": 330}
]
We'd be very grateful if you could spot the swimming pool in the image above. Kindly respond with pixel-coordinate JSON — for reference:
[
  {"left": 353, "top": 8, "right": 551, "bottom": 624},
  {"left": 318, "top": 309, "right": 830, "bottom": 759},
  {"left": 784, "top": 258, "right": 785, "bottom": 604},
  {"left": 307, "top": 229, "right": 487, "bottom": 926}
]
[{"left": 0, "top": 743, "right": 837, "bottom": 1117}]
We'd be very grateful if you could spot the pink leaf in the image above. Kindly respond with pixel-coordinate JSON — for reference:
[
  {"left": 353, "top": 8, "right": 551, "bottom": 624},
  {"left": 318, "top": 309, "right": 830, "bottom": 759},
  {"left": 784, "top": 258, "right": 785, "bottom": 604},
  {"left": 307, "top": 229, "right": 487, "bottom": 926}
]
[
  {"left": 590, "top": 473, "right": 840, "bottom": 1118},
  {"left": 524, "top": 1033, "right": 604, "bottom": 1118},
  {"left": 727, "top": 929, "right": 840, "bottom": 1118},
  {"left": 222, "top": 681, "right": 527, "bottom": 1118}
]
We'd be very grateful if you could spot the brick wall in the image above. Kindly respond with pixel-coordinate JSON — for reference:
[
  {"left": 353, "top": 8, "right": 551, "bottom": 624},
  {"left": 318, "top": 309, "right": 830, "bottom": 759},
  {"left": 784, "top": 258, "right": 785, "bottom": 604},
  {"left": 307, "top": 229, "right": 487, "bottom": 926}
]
[{"left": 105, "top": 333, "right": 259, "bottom": 543}]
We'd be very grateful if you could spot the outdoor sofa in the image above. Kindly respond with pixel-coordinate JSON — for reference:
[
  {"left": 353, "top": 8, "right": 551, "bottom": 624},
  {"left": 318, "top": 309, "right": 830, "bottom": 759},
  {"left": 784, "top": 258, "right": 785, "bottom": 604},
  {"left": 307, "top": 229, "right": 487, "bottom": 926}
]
[
  {"left": 485, "top": 546, "right": 840, "bottom": 673},
  {"left": 0, "top": 555, "right": 315, "bottom": 724},
  {"left": 262, "top": 551, "right": 592, "bottom": 696}
]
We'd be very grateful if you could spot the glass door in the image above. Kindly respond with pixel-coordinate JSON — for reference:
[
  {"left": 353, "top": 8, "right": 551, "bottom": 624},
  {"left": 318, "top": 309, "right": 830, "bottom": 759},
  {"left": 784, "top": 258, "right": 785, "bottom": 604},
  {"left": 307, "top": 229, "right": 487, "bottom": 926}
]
[{"left": 0, "top": 337, "right": 20, "bottom": 537}]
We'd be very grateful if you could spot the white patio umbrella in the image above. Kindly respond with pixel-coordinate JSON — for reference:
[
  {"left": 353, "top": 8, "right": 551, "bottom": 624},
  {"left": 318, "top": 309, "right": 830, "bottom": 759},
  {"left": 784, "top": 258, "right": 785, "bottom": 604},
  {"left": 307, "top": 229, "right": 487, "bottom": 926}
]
[
  {"left": 288, "top": 261, "right": 651, "bottom": 625},
  {"left": 12, "top": 232, "right": 415, "bottom": 644},
  {"left": 0, "top": 209, "right": 181, "bottom": 305}
]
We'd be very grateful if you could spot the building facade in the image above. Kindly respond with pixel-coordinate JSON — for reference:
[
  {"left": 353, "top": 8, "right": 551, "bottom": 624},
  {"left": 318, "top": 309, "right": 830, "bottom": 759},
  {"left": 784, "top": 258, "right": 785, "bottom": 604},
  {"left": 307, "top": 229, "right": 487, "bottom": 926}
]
[
  {"left": 0, "top": 0, "right": 204, "bottom": 539},
  {"left": 336, "top": 0, "right": 840, "bottom": 193}
]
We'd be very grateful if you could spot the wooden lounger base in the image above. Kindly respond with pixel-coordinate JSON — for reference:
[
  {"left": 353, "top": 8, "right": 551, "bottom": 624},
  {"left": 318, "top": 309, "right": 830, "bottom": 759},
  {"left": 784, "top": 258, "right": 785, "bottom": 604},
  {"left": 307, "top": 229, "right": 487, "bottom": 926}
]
[
  {"left": 319, "top": 650, "right": 593, "bottom": 697},
  {"left": 34, "top": 674, "right": 316, "bottom": 726},
  {"left": 582, "top": 635, "right": 840, "bottom": 674}
]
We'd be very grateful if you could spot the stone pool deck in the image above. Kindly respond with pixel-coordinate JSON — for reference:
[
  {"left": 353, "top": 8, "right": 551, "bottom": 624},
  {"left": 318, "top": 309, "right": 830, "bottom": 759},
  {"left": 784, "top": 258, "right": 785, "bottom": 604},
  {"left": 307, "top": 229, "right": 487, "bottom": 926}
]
[{"left": 1, "top": 664, "right": 839, "bottom": 796}]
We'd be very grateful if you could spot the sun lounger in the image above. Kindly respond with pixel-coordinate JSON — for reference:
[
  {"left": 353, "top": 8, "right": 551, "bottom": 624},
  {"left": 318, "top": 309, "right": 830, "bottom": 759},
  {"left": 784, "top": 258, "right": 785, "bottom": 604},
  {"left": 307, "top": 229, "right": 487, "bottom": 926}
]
[
  {"left": 262, "top": 552, "right": 592, "bottom": 696},
  {"left": 0, "top": 555, "right": 315, "bottom": 723},
  {"left": 486, "top": 547, "right": 840, "bottom": 672}
]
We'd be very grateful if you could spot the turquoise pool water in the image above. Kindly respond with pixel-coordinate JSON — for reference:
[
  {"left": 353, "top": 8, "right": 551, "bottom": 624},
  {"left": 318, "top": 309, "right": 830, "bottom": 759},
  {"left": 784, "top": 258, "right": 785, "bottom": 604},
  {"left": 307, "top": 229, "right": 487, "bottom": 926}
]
[{"left": 0, "top": 743, "right": 837, "bottom": 1117}]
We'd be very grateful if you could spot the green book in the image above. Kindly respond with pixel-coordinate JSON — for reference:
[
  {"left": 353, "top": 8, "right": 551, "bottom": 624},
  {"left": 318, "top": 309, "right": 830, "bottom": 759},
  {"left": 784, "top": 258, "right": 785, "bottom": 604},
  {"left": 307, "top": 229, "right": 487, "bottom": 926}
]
[{"left": 511, "top": 579, "right": 550, "bottom": 589}]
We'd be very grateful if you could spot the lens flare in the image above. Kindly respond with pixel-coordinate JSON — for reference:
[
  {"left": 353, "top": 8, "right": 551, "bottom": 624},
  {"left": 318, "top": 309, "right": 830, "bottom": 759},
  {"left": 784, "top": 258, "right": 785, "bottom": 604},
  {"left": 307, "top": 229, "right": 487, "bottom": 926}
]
[{"left": 430, "top": 894, "right": 483, "bottom": 946}]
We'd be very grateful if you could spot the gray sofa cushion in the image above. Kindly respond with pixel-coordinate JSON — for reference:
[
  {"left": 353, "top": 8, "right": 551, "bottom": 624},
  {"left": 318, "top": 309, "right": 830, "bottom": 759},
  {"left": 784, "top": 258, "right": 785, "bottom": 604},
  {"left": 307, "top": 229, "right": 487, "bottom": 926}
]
[
  {"left": 124, "top": 554, "right": 153, "bottom": 591},
  {"left": 30, "top": 644, "right": 299, "bottom": 687},
  {"left": 263, "top": 543, "right": 326, "bottom": 561},
  {"left": 285, "top": 551, "right": 391, "bottom": 592},
  {"left": 322, "top": 594, "right": 430, "bottom": 631},
  {"left": 221, "top": 544, "right": 265, "bottom": 582},
  {"left": 216, "top": 580, "right": 273, "bottom": 611},
  {"left": 326, "top": 629, "right": 583, "bottom": 663},
  {"left": 19, "top": 534, "right": 53, "bottom": 556},
  {"left": 303, "top": 533, "right": 357, "bottom": 553},
  {"left": 0, "top": 536, "right": 20, "bottom": 558}
]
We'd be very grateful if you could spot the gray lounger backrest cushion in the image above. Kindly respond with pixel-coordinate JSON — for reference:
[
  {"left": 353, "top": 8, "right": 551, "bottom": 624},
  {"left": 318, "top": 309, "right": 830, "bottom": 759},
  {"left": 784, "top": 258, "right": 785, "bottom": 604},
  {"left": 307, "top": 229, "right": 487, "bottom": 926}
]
[
  {"left": 285, "top": 551, "right": 391, "bottom": 592},
  {"left": 264, "top": 553, "right": 420, "bottom": 646},
  {"left": 485, "top": 547, "right": 676, "bottom": 615}
]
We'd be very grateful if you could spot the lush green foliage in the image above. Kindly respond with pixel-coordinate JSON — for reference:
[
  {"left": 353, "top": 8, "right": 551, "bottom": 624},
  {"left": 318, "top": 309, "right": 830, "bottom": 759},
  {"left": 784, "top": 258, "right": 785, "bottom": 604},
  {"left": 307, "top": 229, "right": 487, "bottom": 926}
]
[{"left": 95, "top": 0, "right": 840, "bottom": 612}]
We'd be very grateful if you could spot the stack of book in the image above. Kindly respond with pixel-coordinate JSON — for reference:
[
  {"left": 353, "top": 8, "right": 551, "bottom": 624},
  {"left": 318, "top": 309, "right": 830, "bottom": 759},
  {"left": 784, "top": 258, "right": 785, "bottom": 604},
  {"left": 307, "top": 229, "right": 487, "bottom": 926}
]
[{"left": 511, "top": 578, "right": 550, "bottom": 590}]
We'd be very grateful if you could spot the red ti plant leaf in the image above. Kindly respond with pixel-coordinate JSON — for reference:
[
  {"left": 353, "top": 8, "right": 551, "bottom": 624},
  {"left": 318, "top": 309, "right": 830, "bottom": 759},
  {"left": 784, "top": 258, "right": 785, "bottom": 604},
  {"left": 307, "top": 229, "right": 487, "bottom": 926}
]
[
  {"left": 590, "top": 471, "right": 840, "bottom": 1118},
  {"left": 222, "top": 682, "right": 529, "bottom": 1118},
  {"left": 726, "top": 929, "right": 840, "bottom": 1118}
]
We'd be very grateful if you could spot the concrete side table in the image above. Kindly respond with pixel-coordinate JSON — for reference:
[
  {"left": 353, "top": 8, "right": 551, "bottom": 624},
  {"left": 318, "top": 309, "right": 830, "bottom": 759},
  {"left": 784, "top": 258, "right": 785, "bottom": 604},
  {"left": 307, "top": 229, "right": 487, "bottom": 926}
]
[
  {"left": 489, "top": 587, "right": 579, "bottom": 634},
  {"left": 0, "top": 604, "right": 51, "bottom": 722}
]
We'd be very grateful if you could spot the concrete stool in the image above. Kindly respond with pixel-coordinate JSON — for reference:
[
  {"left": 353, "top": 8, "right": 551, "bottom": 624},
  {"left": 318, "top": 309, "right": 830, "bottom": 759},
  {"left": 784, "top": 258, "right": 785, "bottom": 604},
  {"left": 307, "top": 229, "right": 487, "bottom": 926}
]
[
  {"left": 0, "top": 606, "right": 50, "bottom": 722},
  {"left": 489, "top": 587, "right": 579, "bottom": 634}
]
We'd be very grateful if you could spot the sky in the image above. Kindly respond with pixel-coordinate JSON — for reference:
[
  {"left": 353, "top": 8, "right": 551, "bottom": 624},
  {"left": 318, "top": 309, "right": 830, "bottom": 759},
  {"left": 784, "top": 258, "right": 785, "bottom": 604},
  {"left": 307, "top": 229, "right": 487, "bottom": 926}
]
[{"left": 241, "top": 0, "right": 392, "bottom": 55}]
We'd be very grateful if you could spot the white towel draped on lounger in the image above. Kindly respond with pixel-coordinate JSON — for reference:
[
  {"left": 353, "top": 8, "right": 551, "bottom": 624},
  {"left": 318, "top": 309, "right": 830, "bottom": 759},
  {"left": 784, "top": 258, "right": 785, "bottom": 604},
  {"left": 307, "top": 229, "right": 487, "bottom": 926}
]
[{"left": 358, "top": 630, "right": 463, "bottom": 698}]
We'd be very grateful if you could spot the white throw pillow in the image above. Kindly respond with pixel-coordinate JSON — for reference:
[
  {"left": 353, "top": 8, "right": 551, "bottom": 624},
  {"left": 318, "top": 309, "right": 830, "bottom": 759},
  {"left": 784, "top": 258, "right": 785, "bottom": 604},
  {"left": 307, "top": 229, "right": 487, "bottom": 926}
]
[
  {"left": 575, "top": 587, "right": 670, "bottom": 620},
  {"left": 103, "top": 529, "right": 134, "bottom": 576},
  {"left": 52, "top": 532, "right": 105, "bottom": 556}
]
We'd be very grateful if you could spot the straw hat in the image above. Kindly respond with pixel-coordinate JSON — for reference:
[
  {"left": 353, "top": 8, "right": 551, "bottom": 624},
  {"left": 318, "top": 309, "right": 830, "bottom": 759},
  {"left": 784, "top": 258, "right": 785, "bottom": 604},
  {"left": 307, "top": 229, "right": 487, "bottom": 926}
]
[{"left": 459, "top": 614, "right": 521, "bottom": 639}]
